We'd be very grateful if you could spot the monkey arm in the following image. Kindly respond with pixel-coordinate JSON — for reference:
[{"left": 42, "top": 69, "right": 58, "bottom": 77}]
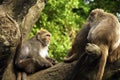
[
  {"left": 16, "top": 57, "right": 50, "bottom": 74},
  {"left": 108, "top": 45, "right": 120, "bottom": 63},
  {"left": 29, "top": 52, "right": 53, "bottom": 67},
  {"left": 37, "top": 56, "right": 53, "bottom": 67},
  {"left": 16, "top": 57, "right": 52, "bottom": 68},
  {"left": 16, "top": 58, "right": 35, "bottom": 68}
]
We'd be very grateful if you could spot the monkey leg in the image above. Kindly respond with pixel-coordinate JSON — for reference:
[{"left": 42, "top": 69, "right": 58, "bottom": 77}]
[
  {"left": 22, "top": 72, "right": 27, "bottom": 80},
  {"left": 96, "top": 45, "right": 108, "bottom": 80},
  {"left": 64, "top": 53, "right": 79, "bottom": 62},
  {"left": 17, "top": 72, "right": 22, "bottom": 80},
  {"left": 16, "top": 58, "right": 35, "bottom": 68}
]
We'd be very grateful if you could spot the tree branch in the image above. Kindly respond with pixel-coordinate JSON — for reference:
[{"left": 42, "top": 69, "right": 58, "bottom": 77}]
[{"left": 26, "top": 55, "right": 120, "bottom": 80}]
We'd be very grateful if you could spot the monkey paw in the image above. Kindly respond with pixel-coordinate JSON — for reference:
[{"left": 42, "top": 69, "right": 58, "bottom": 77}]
[
  {"left": 85, "top": 43, "right": 101, "bottom": 57},
  {"left": 46, "top": 63, "right": 53, "bottom": 67},
  {"left": 39, "top": 61, "right": 53, "bottom": 68}
]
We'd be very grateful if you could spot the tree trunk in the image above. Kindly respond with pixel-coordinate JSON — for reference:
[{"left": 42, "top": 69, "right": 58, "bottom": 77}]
[
  {"left": 0, "top": 0, "right": 120, "bottom": 80},
  {"left": 0, "top": 0, "right": 45, "bottom": 80}
]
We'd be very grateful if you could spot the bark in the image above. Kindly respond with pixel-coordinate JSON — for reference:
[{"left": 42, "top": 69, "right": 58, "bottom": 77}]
[
  {"left": 27, "top": 62, "right": 76, "bottom": 80},
  {"left": 0, "top": 0, "right": 45, "bottom": 80}
]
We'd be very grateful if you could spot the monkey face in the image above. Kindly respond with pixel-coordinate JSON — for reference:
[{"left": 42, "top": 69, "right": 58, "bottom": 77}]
[
  {"left": 45, "top": 34, "right": 51, "bottom": 43},
  {"left": 88, "top": 9, "right": 104, "bottom": 23},
  {"left": 36, "top": 29, "right": 51, "bottom": 46},
  {"left": 42, "top": 33, "right": 51, "bottom": 45}
]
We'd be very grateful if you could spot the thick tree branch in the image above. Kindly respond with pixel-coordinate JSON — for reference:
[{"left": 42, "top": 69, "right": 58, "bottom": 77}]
[
  {"left": 27, "top": 62, "right": 76, "bottom": 80},
  {"left": 26, "top": 55, "right": 120, "bottom": 80}
]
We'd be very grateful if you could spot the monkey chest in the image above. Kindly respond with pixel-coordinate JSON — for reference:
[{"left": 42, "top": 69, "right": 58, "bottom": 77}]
[{"left": 39, "top": 47, "right": 49, "bottom": 58}]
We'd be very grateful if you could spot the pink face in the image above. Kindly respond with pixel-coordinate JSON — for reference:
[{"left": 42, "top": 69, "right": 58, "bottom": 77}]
[{"left": 46, "top": 33, "right": 51, "bottom": 43}]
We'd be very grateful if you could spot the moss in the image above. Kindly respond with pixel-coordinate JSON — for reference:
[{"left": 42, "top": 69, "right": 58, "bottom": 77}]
[{"left": 0, "top": 14, "right": 20, "bottom": 46}]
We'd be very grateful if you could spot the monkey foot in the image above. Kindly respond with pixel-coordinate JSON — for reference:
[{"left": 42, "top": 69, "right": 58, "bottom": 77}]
[{"left": 85, "top": 43, "right": 101, "bottom": 57}]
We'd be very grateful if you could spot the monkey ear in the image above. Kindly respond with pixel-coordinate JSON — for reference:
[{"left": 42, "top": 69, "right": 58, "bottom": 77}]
[
  {"left": 90, "top": 12, "right": 96, "bottom": 16},
  {"left": 36, "top": 33, "right": 41, "bottom": 41},
  {"left": 89, "top": 11, "right": 97, "bottom": 21}
]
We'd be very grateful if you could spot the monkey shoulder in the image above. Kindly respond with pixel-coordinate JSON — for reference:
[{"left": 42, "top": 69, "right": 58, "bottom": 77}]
[{"left": 20, "top": 40, "right": 39, "bottom": 56}]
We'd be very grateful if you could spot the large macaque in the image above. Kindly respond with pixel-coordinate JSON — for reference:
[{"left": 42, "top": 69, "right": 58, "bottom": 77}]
[
  {"left": 14, "top": 29, "right": 57, "bottom": 80},
  {"left": 87, "top": 9, "right": 120, "bottom": 80},
  {"left": 64, "top": 8, "right": 120, "bottom": 80}
]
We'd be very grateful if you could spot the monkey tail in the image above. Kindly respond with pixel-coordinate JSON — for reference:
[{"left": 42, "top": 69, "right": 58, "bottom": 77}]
[
  {"left": 15, "top": 36, "right": 23, "bottom": 57},
  {"left": 17, "top": 36, "right": 23, "bottom": 52},
  {"left": 13, "top": 35, "right": 23, "bottom": 79},
  {"left": 13, "top": 35, "right": 23, "bottom": 68}
]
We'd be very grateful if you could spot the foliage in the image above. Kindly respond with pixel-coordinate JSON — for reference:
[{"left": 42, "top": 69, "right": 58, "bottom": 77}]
[{"left": 88, "top": 0, "right": 120, "bottom": 13}]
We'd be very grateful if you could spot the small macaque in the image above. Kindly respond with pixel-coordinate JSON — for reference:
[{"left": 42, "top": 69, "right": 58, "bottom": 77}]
[{"left": 14, "top": 29, "right": 57, "bottom": 80}]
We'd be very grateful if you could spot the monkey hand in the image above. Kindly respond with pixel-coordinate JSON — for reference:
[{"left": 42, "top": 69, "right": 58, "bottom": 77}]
[
  {"left": 85, "top": 43, "right": 101, "bottom": 58},
  {"left": 46, "top": 57, "right": 58, "bottom": 65},
  {"left": 36, "top": 59, "right": 53, "bottom": 68},
  {"left": 52, "top": 60, "right": 58, "bottom": 65},
  {"left": 41, "top": 61, "right": 53, "bottom": 68},
  {"left": 45, "top": 62, "right": 53, "bottom": 67}
]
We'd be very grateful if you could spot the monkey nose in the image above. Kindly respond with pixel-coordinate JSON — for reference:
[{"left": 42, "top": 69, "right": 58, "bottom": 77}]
[{"left": 48, "top": 37, "right": 50, "bottom": 40}]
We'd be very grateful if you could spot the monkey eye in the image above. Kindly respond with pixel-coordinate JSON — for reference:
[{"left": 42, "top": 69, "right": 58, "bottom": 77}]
[
  {"left": 46, "top": 34, "right": 50, "bottom": 37},
  {"left": 90, "top": 12, "right": 96, "bottom": 16}
]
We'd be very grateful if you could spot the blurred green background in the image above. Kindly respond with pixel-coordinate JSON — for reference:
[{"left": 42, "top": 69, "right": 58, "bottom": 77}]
[{"left": 30, "top": 0, "right": 120, "bottom": 62}]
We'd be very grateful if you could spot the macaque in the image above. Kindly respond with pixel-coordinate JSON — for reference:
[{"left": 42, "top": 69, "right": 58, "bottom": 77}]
[
  {"left": 14, "top": 29, "right": 57, "bottom": 80},
  {"left": 87, "top": 9, "right": 120, "bottom": 80},
  {"left": 64, "top": 8, "right": 120, "bottom": 80}
]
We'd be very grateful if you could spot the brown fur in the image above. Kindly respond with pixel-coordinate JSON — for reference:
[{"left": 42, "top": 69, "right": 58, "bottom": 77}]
[
  {"left": 64, "top": 22, "right": 90, "bottom": 62},
  {"left": 87, "top": 9, "right": 120, "bottom": 80},
  {"left": 14, "top": 29, "right": 57, "bottom": 80},
  {"left": 108, "top": 45, "right": 120, "bottom": 63},
  {"left": 64, "top": 8, "right": 120, "bottom": 80}
]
